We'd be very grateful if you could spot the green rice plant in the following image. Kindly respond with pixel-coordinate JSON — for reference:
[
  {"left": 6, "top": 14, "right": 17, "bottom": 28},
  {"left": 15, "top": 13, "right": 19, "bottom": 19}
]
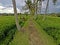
[
  {"left": 0, "top": 15, "right": 29, "bottom": 45},
  {"left": 35, "top": 15, "right": 60, "bottom": 45}
]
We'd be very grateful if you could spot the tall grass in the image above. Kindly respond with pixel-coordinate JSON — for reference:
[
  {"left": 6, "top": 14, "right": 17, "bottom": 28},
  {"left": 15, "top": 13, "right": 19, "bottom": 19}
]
[{"left": 35, "top": 15, "right": 60, "bottom": 45}]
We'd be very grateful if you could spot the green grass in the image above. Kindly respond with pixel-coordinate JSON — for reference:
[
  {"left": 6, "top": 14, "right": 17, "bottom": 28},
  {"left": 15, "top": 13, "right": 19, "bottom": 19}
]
[
  {"left": 0, "top": 15, "right": 29, "bottom": 45},
  {"left": 0, "top": 15, "right": 60, "bottom": 45},
  {"left": 33, "top": 19, "right": 57, "bottom": 45},
  {"left": 10, "top": 15, "right": 57, "bottom": 45},
  {"left": 0, "top": 28, "right": 16, "bottom": 45},
  {"left": 9, "top": 17, "right": 30, "bottom": 45},
  {"left": 9, "top": 31, "right": 29, "bottom": 45},
  {"left": 35, "top": 15, "right": 60, "bottom": 45},
  {"left": 0, "top": 16, "right": 15, "bottom": 44}
]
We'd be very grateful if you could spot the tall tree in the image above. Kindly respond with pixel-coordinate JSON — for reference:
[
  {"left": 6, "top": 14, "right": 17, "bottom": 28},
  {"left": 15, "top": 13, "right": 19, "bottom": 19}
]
[
  {"left": 38, "top": 0, "right": 42, "bottom": 14},
  {"left": 25, "top": 0, "right": 35, "bottom": 15},
  {"left": 25, "top": 0, "right": 39, "bottom": 15},
  {"left": 33, "top": 0, "right": 37, "bottom": 15},
  {"left": 45, "top": 0, "right": 49, "bottom": 14},
  {"left": 25, "top": 0, "right": 44, "bottom": 15},
  {"left": 53, "top": 0, "right": 57, "bottom": 5},
  {"left": 35, "top": 0, "right": 44, "bottom": 14},
  {"left": 38, "top": 0, "right": 44, "bottom": 14},
  {"left": 12, "top": 0, "right": 20, "bottom": 31},
  {"left": 35, "top": 0, "right": 38, "bottom": 15},
  {"left": 52, "top": 0, "right": 57, "bottom": 16},
  {"left": 43, "top": 0, "right": 49, "bottom": 20}
]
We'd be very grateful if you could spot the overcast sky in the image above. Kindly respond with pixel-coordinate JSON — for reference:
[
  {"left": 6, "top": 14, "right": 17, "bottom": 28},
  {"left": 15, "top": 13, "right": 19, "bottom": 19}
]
[{"left": 0, "top": 0, "right": 60, "bottom": 13}]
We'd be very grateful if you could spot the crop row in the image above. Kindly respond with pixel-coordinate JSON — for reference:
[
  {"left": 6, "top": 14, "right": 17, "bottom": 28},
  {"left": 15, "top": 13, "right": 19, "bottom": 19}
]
[
  {"left": 0, "top": 15, "right": 29, "bottom": 45},
  {"left": 34, "top": 15, "right": 60, "bottom": 45}
]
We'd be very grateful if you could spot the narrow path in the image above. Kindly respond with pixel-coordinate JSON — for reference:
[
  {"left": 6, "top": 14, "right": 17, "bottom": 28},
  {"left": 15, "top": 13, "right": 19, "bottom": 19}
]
[
  {"left": 21, "top": 17, "right": 43, "bottom": 45},
  {"left": 23, "top": 17, "right": 57, "bottom": 45},
  {"left": 28, "top": 19, "right": 43, "bottom": 45},
  {"left": 9, "top": 16, "right": 57, "bottom": 45}
]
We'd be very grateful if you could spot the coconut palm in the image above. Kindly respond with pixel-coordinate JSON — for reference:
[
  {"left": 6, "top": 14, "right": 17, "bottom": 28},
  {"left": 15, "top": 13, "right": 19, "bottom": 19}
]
[
  {"left": 25, "top": 0, "right": 44, "bottom": 15},
  {"left": 45, "top": 0, "right": 49, "bottom": 14},
  {"left": 38, "top": 0, "right": 44, "bottom": 14},
  {"left": 25, "top": 0, "right": 35, "bottom": 15},
  {"left": 52, "top": 0, "right": 57, "bottom": 16},
  {"left": 33, "top": 0, "right": 40, "bottom": 15},
  {"left": 12, "top": 0, "right": 20, "bottom": 31},
  {"left": 33, "top": 0, "right": 37, "bottom": 15},
  {"left": 43, "top": 0, "right": 49, "bottom": 20},
  {"left": 35, "top": 0, "right": 38, "bottom": 15},
  {"left": 53, "top": 0, "right": 57, "bottom": 5},
  {"left": 38, "top": 0, "right": 42, "bottom": 14}
]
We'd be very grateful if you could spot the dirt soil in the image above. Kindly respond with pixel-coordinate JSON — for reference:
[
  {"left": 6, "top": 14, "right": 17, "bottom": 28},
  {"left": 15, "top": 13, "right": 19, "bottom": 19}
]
[{"left": 21, "top": 18, "right": 44, "bottom": 45}]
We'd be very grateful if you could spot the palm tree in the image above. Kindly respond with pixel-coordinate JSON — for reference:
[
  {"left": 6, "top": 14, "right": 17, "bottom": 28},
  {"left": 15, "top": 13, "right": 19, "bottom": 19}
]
[
  {"left": 33, "top": 0, "right": 39, "bottom": 15},
  {"left": 25, "top": 0, "right": 40, "bottom": 15},
  {"left": 53, "top": 0, "right": 57, "bottom": 5},
  {"left": 35, "top": 0, "right": 38, "bottom": 15},
  {"left": 38, "top": 0, "right": 44, "bottom": 14},
  {"left": 43, "top": 0, "right": 49, "bottom": 20},
  {"left": 38, "top": 0, "right": 42, "bottom": 14},
  {"left": 33, "top": 0, "right": 37, "bottom": 15},
  {"left": 25, "top": 0, "right": 35, "bottom": 15},
  {"left": 52, "top": 0, "right": 57, "bottom": 16},
  {"left": 45, "top": 0, "right": 49, "bottom": 14},
  {"left": 12, "top": 0, "right": 20, "bottom": 31}
]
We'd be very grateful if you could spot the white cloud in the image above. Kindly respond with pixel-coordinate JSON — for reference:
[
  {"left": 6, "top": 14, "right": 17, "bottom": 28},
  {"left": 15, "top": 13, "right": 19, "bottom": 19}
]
[
  {"left": 0, "top": 6, "right": 5, "bottom": 10},
  {"left": 0, "top": 5, "right": 20, "bottom": 13}
]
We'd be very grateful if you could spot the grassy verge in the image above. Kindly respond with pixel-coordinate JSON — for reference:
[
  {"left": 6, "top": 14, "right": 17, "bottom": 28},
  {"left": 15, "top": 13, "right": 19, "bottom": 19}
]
[
  {"left": 9, "top": 16, "right": 30, "bottom": 45},
  {"left": 34, "top": 15, "right": 60, "bottom": 45},
  {"left": 33, "top": 19, "right": 57, "bottom": 45},
  {"left": 0, "top": 15, "right": 29, "bottom": 45}
]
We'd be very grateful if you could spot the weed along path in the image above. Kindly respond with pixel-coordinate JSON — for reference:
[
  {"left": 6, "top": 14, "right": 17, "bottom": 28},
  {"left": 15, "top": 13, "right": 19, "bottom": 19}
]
[
  {"left": 27, "top": 19, "right": 41, "bottom": 45},
  {"left": 9, "top": 17, "right": 57, "bottom": 45},
  {"left": 27, "top": 18, "right": 57, "bottom": 45}
]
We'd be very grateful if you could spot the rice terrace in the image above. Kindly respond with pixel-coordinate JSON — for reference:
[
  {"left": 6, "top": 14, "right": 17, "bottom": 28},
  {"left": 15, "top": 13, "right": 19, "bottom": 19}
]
[{"left": 0, "top": 0, "right": 60, "bottom": 45}]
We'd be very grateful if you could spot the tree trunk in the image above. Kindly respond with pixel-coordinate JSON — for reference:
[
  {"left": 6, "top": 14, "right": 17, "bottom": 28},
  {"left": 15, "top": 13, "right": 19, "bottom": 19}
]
[
  {"left": 33, "top": 0, "right": 35, "bottom": 15},
  {"left": 12, "top": 0, "right": 20, "bottom": 31},
  {"left": 39, "top": 0, "right": 42, "bottom": 14},
  {"left": 34, "top": 0, "right": 38, "bottom": 15},
  {"left": 36, "top": 0, "right": 38, "bottom": 15},
  {"left": 43, "top": 0, "right": 49, "bottom": 20}
]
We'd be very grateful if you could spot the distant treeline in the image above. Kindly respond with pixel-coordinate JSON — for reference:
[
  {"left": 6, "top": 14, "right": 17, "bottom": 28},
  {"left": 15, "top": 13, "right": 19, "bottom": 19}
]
[
  {"left": 0, "top": 13, "right": 30, "bottom": 16},
  {"left": 0, "top": 13, "right": 20, "bottom": 16},
  {"left": 48, "top": 13, "right": 60, "bottom": 17},
  {"left": 0, "top": 13, "right": 60, "bottom": 17}
]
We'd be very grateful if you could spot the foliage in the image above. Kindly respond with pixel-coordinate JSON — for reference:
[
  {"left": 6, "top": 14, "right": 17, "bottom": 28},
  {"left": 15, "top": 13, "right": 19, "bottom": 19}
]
[
  {"left": 35, "top": 15, "right": 60, "bottom": 45},
  {"left": 0, "top": 15, "right": 29, "bottom": 45},
  {"left": 9, "top": 15, "right": 29, "bottom": 45}
]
